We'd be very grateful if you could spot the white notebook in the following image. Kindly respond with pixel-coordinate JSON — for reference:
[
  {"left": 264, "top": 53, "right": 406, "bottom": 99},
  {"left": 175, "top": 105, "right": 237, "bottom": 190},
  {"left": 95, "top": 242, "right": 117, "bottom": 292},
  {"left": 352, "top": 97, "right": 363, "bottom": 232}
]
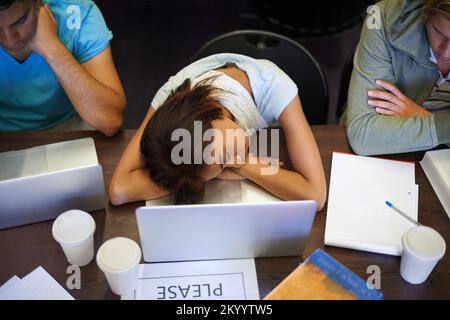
[
  {"left": 325, "top": 153, "right": 419, "bottom": 256},
  {"left": 420, "top": 149, "right": 450, "bottom": 219}
]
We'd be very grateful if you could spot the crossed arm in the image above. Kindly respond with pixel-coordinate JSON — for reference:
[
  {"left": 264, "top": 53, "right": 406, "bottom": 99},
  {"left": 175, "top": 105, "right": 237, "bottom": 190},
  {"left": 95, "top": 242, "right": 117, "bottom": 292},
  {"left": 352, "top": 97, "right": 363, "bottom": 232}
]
[{"left": 346, "top": 12, "right": 450, "bottom": 156}]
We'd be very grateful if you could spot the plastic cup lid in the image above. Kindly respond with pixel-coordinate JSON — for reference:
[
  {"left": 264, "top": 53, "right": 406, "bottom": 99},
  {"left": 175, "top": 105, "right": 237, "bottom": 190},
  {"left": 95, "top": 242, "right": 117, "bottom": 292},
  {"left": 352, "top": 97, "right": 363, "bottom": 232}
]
[
  {"left": 52, "top": 210, "right": 96, "bottom": 245},
  {"left": 403, "top": 226, "right": 446, "bottom": 261},
  {"left": 96, "top": 237, "right": 141, "bottom": 273}
]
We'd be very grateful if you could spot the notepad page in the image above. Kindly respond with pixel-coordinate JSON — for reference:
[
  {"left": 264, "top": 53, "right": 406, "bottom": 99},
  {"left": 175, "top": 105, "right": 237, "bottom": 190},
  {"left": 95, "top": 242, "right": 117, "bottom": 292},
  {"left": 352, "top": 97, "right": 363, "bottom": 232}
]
[
  {"left": 325, "top": 153, "right": 418, "bottom": 256},
  {"left": 0, "top": 276, "right": 21, "bottom": 295},
  {"left": 0, "top": 267, "right": 74, "bottom": 300}
]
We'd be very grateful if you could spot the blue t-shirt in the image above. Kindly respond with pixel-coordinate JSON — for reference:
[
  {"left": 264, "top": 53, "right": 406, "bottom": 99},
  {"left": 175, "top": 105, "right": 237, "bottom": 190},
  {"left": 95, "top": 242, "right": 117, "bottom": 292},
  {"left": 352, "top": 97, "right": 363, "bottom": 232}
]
[{"left": 0, "top": 0, "right": 113, "bottom": 131}]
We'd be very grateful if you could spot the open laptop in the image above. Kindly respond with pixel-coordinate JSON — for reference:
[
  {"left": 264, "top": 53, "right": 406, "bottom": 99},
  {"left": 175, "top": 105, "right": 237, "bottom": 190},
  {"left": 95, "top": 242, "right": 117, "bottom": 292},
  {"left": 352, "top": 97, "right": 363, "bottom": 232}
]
[
  {"left": 0, "top": 138, "right": 106, "bottom": 230},
  {"left": 136, "top": 199, "right": 317, "bottom": 263}
]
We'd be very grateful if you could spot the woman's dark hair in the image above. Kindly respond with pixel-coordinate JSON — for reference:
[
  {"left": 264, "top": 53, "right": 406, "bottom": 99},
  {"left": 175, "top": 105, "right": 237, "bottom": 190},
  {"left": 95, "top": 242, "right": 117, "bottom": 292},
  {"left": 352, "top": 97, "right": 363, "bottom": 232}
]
[
  {"left": 0, "top": 0, "right": 16, "bottom": 10},
  {"left": 140, "top": 78, "right": 224, "bottom": 205}
]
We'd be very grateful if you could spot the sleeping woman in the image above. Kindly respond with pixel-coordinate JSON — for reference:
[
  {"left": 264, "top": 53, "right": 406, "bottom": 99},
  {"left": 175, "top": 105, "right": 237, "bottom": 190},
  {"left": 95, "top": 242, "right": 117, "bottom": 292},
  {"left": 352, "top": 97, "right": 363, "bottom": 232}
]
[{"left": 109, "top": 53, "right": 327, "bottom": 210}]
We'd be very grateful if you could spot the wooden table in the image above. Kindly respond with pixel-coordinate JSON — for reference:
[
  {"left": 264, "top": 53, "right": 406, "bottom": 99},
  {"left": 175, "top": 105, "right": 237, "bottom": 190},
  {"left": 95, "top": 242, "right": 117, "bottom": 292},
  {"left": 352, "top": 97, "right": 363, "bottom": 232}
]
[{"left": 1, "top": 126, "right": 449, "bottom": 300}]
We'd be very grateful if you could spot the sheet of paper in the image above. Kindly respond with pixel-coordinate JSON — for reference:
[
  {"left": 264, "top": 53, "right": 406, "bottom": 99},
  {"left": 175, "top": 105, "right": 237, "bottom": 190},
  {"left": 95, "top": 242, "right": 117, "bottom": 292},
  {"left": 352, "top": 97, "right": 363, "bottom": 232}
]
[
  {"left": 0, "top": 267, "right": 74, "bottom": 300},
  {"left": 122, "top": 259, "right": 260, "bottom": 300},
  {"left": 0, "top": 276, "right": 21, "bottom": 295},
  {"left": 325, "top": 153, "right": 418, "bottom": 256},
  {"left": 425, "top": 149, "right": 450, "bottom": 183}
]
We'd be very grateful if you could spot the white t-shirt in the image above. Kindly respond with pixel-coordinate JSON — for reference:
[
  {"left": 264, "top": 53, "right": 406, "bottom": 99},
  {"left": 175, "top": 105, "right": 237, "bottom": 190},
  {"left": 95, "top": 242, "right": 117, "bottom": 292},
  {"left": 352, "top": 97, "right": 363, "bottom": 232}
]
[{"left": 151, "top": 53, "right": 298, "bottom": 128}]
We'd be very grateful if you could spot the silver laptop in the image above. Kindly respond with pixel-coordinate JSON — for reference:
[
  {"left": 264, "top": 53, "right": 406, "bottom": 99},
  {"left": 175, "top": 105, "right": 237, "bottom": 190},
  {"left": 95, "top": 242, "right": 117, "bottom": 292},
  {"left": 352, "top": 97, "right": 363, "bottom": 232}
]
[
  {"left": 0, "top": 138, "right": 106, "bottom": 229},
  {"left": 136, "top": 200, "right": 317, "bottom": 263}
]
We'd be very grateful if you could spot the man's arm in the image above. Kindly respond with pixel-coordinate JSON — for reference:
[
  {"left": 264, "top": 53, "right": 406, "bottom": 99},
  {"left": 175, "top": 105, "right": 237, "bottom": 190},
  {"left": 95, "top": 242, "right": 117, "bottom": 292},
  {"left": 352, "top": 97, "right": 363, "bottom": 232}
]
[
  {"left": 346, "top": 9, "right": 449, "bottom": 156},
  {"left": 29, "top": 3, "right": 126, "bottom": 137}
]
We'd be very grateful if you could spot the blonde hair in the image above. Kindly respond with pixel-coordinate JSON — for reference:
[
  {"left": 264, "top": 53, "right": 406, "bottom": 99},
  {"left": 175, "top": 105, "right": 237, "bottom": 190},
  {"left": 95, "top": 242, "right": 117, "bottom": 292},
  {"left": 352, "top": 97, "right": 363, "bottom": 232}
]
[{"left": 423, "top": 0, "right": 450, "bottom": 20}]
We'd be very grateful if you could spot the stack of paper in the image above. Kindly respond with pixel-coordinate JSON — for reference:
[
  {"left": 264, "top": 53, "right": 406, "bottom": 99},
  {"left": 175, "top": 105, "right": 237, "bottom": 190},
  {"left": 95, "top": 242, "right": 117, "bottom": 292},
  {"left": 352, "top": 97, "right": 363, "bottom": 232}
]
[
  {"left": 325, "top": 153, "right": 419, "bottom": 256},
  {"left": 420, "top": 149, "right": 450, "bottom": 219},
  {"left": 0, "top": 267, "right": 74, "bottom": 300},
  {"left": 122, "top": 259, "right": 260, "bottom": 300}
]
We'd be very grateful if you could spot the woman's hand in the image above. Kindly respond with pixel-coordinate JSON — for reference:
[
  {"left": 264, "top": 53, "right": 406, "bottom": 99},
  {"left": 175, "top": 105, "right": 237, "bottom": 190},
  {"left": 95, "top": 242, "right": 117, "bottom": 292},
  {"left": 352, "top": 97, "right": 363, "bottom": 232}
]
[{"left": 368, "top": 80, "right": 432, "bottom": 117}]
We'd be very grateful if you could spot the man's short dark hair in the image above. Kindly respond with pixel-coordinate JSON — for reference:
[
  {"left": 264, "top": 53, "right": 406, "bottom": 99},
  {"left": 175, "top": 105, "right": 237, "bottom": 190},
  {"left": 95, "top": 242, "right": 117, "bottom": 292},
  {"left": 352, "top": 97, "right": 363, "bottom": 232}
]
[{"left": 0, "top": 0, "right": 16, "bottom": 10}]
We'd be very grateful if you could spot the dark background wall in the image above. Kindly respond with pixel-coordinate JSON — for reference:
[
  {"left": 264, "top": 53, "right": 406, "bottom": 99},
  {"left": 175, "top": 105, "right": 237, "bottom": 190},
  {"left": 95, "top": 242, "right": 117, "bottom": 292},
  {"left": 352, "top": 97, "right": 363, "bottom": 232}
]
[{"left": 95, "top": 0, "right": 370, "bottom": 128}]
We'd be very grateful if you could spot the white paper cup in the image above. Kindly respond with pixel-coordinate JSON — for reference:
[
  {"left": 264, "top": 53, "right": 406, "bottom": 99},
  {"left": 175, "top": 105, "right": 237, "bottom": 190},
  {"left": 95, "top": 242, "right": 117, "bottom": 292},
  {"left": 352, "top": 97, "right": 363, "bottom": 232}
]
[
  {"left": 96, "top": 237, "right": 142, "bottom": 296},
  {"left": 400, "top": 226, "right": 446, "bottom": 285},
  {"left": 52, "top": 210, "right": 96, "bottom": 267}
]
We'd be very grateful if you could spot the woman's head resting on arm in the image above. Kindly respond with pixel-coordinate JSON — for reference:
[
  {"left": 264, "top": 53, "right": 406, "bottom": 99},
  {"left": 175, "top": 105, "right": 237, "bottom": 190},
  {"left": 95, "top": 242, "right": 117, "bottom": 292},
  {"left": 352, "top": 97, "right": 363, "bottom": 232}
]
[{"left": 140, "top": 78, "right": 249, "bottom": 205}]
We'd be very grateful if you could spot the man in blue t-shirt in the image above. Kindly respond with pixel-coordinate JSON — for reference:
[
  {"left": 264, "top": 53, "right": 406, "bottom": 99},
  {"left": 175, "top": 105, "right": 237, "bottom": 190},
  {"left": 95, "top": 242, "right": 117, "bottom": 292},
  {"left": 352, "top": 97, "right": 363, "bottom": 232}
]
[{"left": 0, "top": 0, "right": 126, "bottom": 136}]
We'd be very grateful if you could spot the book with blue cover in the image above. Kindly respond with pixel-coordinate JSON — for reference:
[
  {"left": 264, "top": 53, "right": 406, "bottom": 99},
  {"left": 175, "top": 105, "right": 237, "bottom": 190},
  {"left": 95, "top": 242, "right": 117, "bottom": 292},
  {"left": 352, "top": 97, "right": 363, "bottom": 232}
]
[{"left": 265, "top": 249, "right": 384, "bottom": 300}]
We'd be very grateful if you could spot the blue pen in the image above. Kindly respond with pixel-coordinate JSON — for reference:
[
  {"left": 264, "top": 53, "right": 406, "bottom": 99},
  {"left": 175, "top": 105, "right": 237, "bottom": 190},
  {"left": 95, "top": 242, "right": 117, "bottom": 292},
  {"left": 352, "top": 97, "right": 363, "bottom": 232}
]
[{"left": 385, "top": 201, "right": 421, "bottom": 226}]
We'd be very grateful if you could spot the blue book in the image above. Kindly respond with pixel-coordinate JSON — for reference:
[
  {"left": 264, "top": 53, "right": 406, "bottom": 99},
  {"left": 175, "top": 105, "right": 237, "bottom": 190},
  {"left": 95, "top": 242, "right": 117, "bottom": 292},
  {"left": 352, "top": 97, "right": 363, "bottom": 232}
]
[{"left": 265, "top": 249, "right": 384, "bottom": 300}]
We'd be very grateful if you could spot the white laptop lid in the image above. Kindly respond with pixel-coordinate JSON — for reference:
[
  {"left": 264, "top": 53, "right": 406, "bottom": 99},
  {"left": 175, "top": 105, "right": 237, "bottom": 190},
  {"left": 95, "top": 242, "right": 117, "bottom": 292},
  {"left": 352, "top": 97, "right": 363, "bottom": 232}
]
[
  {"left": 0, "top": 138, "right": 106, "bottom": 229},
  {"left": 136, "top": 200, "right": 317, "bottom": 263},
  {"left": 0, "top": 138, "right": 99, "bottom": 182}
]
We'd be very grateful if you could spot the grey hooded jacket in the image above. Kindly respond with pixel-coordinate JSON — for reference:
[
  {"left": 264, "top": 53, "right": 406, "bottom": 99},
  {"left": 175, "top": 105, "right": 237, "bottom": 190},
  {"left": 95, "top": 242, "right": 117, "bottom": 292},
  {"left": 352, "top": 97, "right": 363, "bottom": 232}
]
[{"left": 346, "top": 0, "right": 450, "bottom": 155}]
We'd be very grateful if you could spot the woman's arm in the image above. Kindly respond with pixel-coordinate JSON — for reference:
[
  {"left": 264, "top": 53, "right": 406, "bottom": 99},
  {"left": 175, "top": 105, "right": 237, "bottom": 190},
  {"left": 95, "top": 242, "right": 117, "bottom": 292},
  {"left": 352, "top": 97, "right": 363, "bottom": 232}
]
[
  {"left": 109, "top": 107, "right": 169, "bottom": 206},
  {"left": 231, "top": 96, "right": 327, "bottom": 211}
]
